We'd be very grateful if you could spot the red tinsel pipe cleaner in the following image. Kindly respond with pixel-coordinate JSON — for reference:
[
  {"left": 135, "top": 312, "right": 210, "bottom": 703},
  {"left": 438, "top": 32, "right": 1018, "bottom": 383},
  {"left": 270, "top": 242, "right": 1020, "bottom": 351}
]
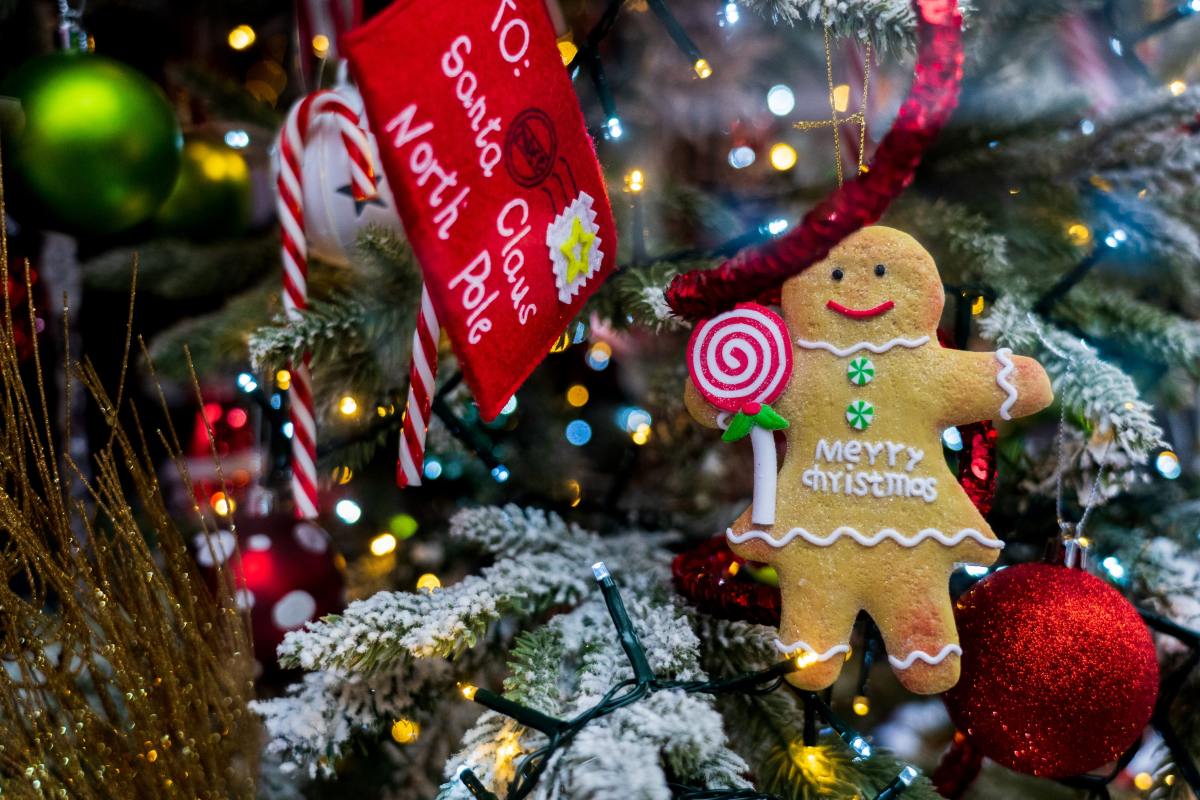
[{"left": 664, "top": 0, "right": 964, "bottom": 319}]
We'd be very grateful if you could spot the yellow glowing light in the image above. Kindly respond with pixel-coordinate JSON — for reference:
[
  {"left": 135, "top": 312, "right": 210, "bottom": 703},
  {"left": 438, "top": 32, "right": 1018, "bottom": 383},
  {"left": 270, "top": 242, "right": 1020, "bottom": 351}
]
[
  {"left": 1089, "top": 174, "right": 1113, "bottom": 193},
  {"left": 1165, "top": 774, "right": 1176, "bottom": 786},
  {"left": 787, "top": 743, "right": 836, "bottom": 786},
  {"left": 769, "top": 143, "right": 798, "bottom": 171},
  {"left": 496, "top": 740, "right": 521, "bottom": 764},
  {"left": 391, "top": 718, "right": 420, "bottom": 744},
  {"left": 1169, "top": 80, "right": 1187, "bottom": 96},
  {"left": 275, "top": 369, "right": 291, "bottom": 391},
  {"left": 970, "top": 295, "right": 986, "bottom": 315},
  {"left": 566, "top": 384, "right": 590, "bottom": 407},
  {"left": 1008, "top": 187, "right": 1021, "bottom": 196},
  {"left": 624, "top": 168, "right": 646, "bottom": 194},
  {"left": 312, "top": 34, "right": 330, "bottom": 57},
  {"left": 459, "top": 683, "right": 478, "bottom": 701},
  {"left": 557, "top": 36, "right": 578, "bottom": 66},
  {"left": 631, "top": 423, "right": 651, "bottom": 445},
  {"left": 1134, "top": 772, "right": 1154, "bottom": 791},
  {"left": 852, "top": 695, "right": 870, "bottom": 716},
  {"left": 693, "top": 58, "right": 713, "bottom": 79},
  {"left": 370, "top": 532, "right": 398, "bottom": 557},
  {"left": 332, "top": 465, "right": 353, "bottom": 485},
  {"left": 338, "top": 395, "right": 359, "bottom": 416},
  {"left": 727, "top": 561, "right": 740, "bottom": 576},
  {"left": 1066, "top": 222, "right": 1092, "bottom": 247},
  {"left": 210, "top": 492, "right": 235, "bottom": 517},
  {"left": 417, "top": 573, "right": 442, "bottom": 592},
  {"left": 228, "top": 25, "right": 256, "bottom": 51},
  {"left": 794, "top": 651, "right": 819, "bottom": 670},
  {"left": 1076, "top": 536, "right": 1091, "bottom": 549},
  {"left": 831, "top": 83, "right": 851, "bottom": 113},
  {"left": 550, "top": 331, "right": 572, "bottom": 353},
  {"left": 565, "top": 479, "right": 582, "bottom": 508}
]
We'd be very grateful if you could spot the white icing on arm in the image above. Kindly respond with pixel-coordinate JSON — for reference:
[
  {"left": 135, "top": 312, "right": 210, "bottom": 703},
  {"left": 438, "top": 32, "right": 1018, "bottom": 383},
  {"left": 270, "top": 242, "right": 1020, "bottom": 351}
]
[
  {"left": 794, "top": 335, "right": 931, "bottom": 357},
  {"left": 994, "top": 347, "right": 1018, "bottom": 420}
]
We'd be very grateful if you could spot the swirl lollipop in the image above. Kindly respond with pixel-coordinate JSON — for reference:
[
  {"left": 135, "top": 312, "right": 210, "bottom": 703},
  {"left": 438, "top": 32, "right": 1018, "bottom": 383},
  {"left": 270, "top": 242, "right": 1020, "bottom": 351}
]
[{"left": 688, "top": 303, "right": 794, "bottom": 525}]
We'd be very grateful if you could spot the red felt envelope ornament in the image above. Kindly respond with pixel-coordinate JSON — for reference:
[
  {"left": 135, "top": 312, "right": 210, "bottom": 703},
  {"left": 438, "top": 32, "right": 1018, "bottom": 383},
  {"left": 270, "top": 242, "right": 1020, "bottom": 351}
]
[{"left": 343, "top": 0, "right": 618, "bottom": 422}]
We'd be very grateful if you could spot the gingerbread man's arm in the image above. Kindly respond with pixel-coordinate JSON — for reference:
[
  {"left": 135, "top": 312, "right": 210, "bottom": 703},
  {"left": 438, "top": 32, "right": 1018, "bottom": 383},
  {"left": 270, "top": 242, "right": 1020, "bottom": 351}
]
[
  {"left": 932, "top": 347, "right": 1053, "bottom": 428},
  {"left": 684, "top": 379, "right": 724, "bottom": 429}
]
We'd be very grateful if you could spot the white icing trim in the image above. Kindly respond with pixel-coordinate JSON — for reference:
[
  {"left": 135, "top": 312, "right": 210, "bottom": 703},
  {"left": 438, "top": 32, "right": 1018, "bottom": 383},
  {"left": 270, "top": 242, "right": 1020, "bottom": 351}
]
[
  {"left": 794, "top": 335, "right": 930, "bottom": 358},
  {"left": 888, "top": 644, "right": 962, "bottom": 669},
  {"left": 726, "top": 526, "right": 1004, "bottom": 549},
  {"left": 749, "top": 426, "right": 778, "bottom": 526},
  {"left": 994, "top": 347, "right": 1018, "bottom": 421},
  {"left": 773, "top": 638, "right": 851, "bottom": 662}
]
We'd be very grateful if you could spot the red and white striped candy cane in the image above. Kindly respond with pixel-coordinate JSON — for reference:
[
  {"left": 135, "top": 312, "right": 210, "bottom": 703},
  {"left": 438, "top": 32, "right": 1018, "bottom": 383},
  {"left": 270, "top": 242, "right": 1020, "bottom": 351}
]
[
  {"left": 278, "top": 89, "right": 377, "bottom": 518},
  {"left": 397, "top": 285, "right": 439, "bottom": 487}
]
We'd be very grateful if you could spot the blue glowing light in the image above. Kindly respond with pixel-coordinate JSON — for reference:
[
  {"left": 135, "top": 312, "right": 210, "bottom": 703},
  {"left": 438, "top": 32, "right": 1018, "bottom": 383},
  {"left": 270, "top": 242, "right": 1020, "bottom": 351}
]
[
  {"left": 224, "top": 129, "right": 250, "bottom": 149},
  {"left": 491, "top": 464, "right": 511, "bottom": 483},
  {"left": 767, "top": 84, "right": 795, "bottom": 116},
  {"left": 1101, "top": 555, "right": 1126, "bottom": 581},
  {"left": 898, "top": 766, "right": 920, "bottom": 786},
  {"left": 565, "top": 420, "right": 593, "bottom": 446},
  {"left": 764, "top": 218, "right": 789, "bottom": 236},
  {"left": 962, "top": 564, "right": 989, "bottom": 578},
  {"left": 728, "top": 146, "right": 756, "bottom": 169},
  {"left": 270, "top": 393, "right": 283, "bottom": 410},
  {"left": 423, "top": 458, "right": 443, "bottom": 480},
  {"left": 605, "top": 117, "right": 624, "bottom": 140},
  {"left": 335, "top": 499, "right": 362, "bottom": 524},
  {"left": 282, "top": 422, "right": 294, "bottom": 438},
  {"left": 1156, "top": 450, "right": 1182, "bottom": 479},
  {"left": 721, "top": 2, "right": 740, "bottom": 25},
  {"left": 237, "top": 372, "right": 258, "bottom": 393},
  {"left": 501, "top": 395, "right": 518, "bottom": 415},
  {"left": 942, "top": 427, "right": 963, "bottom": 451},
  {"left": 1080, "top": 119, "right": 1096, "bottom": 135},
  {"left": 849, "top": 736, "right": 872, "bottom": 759},
  {"left": 616, "top": 407, "right": 652, "bottom": 432}
]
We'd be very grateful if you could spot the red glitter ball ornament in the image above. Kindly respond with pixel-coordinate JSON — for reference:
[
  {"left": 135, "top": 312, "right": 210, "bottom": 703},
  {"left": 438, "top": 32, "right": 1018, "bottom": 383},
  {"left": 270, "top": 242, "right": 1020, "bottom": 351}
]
[{"left": 943, "top": 563, "right": 1158, "bottom": 778}]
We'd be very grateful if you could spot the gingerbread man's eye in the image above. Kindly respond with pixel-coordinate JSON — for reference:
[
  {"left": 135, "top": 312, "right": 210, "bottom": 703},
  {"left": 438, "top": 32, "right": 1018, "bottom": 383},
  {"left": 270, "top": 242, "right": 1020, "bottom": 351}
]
[
  {"left": 875, "top": 264, "right": 887, "bottom": 277},
  {"left": 831, "top": 268, "right": 844, "bottom": 281}
]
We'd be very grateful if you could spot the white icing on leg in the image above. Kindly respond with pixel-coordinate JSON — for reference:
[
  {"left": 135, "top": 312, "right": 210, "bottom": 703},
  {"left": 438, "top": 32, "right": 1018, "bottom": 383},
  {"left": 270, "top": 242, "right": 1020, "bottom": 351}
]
[
  {"left": 793, "top": 335, "right": 930, "bottom": 357},
  {"left": 750, "top": 425, "right": 777, "bottom": 526},
  {"left": 773, "top": 638, "right": 851, "bottom": 662},
  {"left": 888, "top": 644, "right": 962, "bottom": 669},
  {"left": 727, "top": 526, "right": 1005, "bottom": 549},
  {"left": 994, "top": 347, "right": 1018, "bottom": 420}
]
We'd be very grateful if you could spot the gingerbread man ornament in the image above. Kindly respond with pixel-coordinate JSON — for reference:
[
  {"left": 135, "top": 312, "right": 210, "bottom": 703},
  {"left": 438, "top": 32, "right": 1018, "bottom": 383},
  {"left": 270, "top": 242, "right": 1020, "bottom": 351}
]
[{"left": 685, "top": 227, "right": 1053, "bottom": 694}]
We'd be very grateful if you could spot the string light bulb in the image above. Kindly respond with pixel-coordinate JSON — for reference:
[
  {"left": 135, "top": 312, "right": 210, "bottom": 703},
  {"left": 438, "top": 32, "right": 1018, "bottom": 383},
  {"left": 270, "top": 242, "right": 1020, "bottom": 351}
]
[
  {"left": 417, "top": 573, "right": 442, "bottom": 592},
  {"left": 210, "top": 492, "right": 235, "bottom": 517},
  {"left": 227, "top": 25, "right": 256, "bottom": 50},
  {"left": 769, "top": 142, "right": 798, "bottom": 171},
  {"left": 693, "top": 58, "right": 713, "bottom": 79},
  {"left": 831, "top": 83, "right": 851, "bottom": 113},
  {"left": 1156, "top": 450, "right": 1182, "bottom": 479},
  {"left": 852, "top": 695, "right": 870, "bottom": 716},
  {"left": 566, "top": 385, "right": 590, "bottom": 407},
  {"left": 624, "top": 169, "right": 645, "bottom": 193},
  {"left": 605, "top": 117, "right": 624, "bottom": 140},
  {"left": 1169, "top": 79, "right": 1188, "bottom": 96},
  {"left": 338, "top": 395, "right": 359, "bottom": 417},
  {"left": 369, "top": 532, "right": 398, "bottom": 557},
  {"left": 793, "top": 651, "right": 819, "bottom": 670},
  {"left": 557, "top": 35, "right": 578, "bottom": 66},
  {"left": 458, "top": 683, "right": 478, "bottom": 701},
  {"left": 1066, "top": 222, "right": 1092, "bottom": 247},
  {"left": 1133, "top": 772, "right": 1154, "bottom": 791},
  {"left": 391, "top": 718, "right": 420, "bottom": 744},
  {"left": 311, "top": 34, "right": 330, "bottom": 57},
  {"left": 631, "top": 423, "right": 651, "bottom": 445}
]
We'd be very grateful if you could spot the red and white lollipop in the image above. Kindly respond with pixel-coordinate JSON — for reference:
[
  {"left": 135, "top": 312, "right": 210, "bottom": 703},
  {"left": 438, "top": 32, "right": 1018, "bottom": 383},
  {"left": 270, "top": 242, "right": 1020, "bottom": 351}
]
[{"left": 688, "top": 303, "right": 793, "bottom": 526}]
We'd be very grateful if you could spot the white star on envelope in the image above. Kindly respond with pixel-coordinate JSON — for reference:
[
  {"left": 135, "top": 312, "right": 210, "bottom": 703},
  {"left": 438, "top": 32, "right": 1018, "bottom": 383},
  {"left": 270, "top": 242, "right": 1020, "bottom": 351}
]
[{"left": 547, "top": 191, "right": 605, "bottom": 305}]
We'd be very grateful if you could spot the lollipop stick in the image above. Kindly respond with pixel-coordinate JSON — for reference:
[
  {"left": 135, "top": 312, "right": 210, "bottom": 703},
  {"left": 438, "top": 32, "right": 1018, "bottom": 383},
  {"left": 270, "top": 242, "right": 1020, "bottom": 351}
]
[{"left": 750, "top": 425, "right": 778, "bottom": 526}]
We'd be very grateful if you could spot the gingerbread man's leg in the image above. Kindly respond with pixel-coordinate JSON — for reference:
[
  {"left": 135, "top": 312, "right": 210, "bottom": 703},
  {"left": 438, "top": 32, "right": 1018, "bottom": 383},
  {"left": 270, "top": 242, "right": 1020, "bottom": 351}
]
[
  {"left": 773, "top": 559, "right": 860, "bottom": 691},
  {"left": 862, "top": 548, "right": 961, "bottom": 695}
]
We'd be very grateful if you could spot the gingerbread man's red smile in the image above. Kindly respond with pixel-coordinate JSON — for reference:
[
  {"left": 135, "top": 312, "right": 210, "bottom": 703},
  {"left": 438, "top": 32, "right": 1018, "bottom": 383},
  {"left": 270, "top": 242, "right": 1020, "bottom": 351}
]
[{"left": 825, "top": 299, "right": 896, "bottom": 319}]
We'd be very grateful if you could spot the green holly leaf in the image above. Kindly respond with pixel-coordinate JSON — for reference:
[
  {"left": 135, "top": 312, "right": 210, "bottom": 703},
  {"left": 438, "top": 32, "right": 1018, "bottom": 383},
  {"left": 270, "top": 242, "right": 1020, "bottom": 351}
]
[
  {"left": 722, "top": 412, "right": 756, "bottom": 442},
  {"left": 753, "top": 404, "right": 789, "bottom": 431}
]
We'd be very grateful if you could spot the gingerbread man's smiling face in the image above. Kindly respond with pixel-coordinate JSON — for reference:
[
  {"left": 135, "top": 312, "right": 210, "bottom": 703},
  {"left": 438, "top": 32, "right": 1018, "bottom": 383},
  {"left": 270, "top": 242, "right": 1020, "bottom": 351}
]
[{"left": 781, "top": 226, "right": 944, "bottom": 343}]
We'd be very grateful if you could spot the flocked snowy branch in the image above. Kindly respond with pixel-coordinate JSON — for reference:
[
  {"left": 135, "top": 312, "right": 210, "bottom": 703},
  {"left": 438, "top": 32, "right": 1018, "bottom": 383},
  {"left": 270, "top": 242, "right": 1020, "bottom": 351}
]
[{"left": 979, "top": 295, "right": 1166, "bottom": 463}]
